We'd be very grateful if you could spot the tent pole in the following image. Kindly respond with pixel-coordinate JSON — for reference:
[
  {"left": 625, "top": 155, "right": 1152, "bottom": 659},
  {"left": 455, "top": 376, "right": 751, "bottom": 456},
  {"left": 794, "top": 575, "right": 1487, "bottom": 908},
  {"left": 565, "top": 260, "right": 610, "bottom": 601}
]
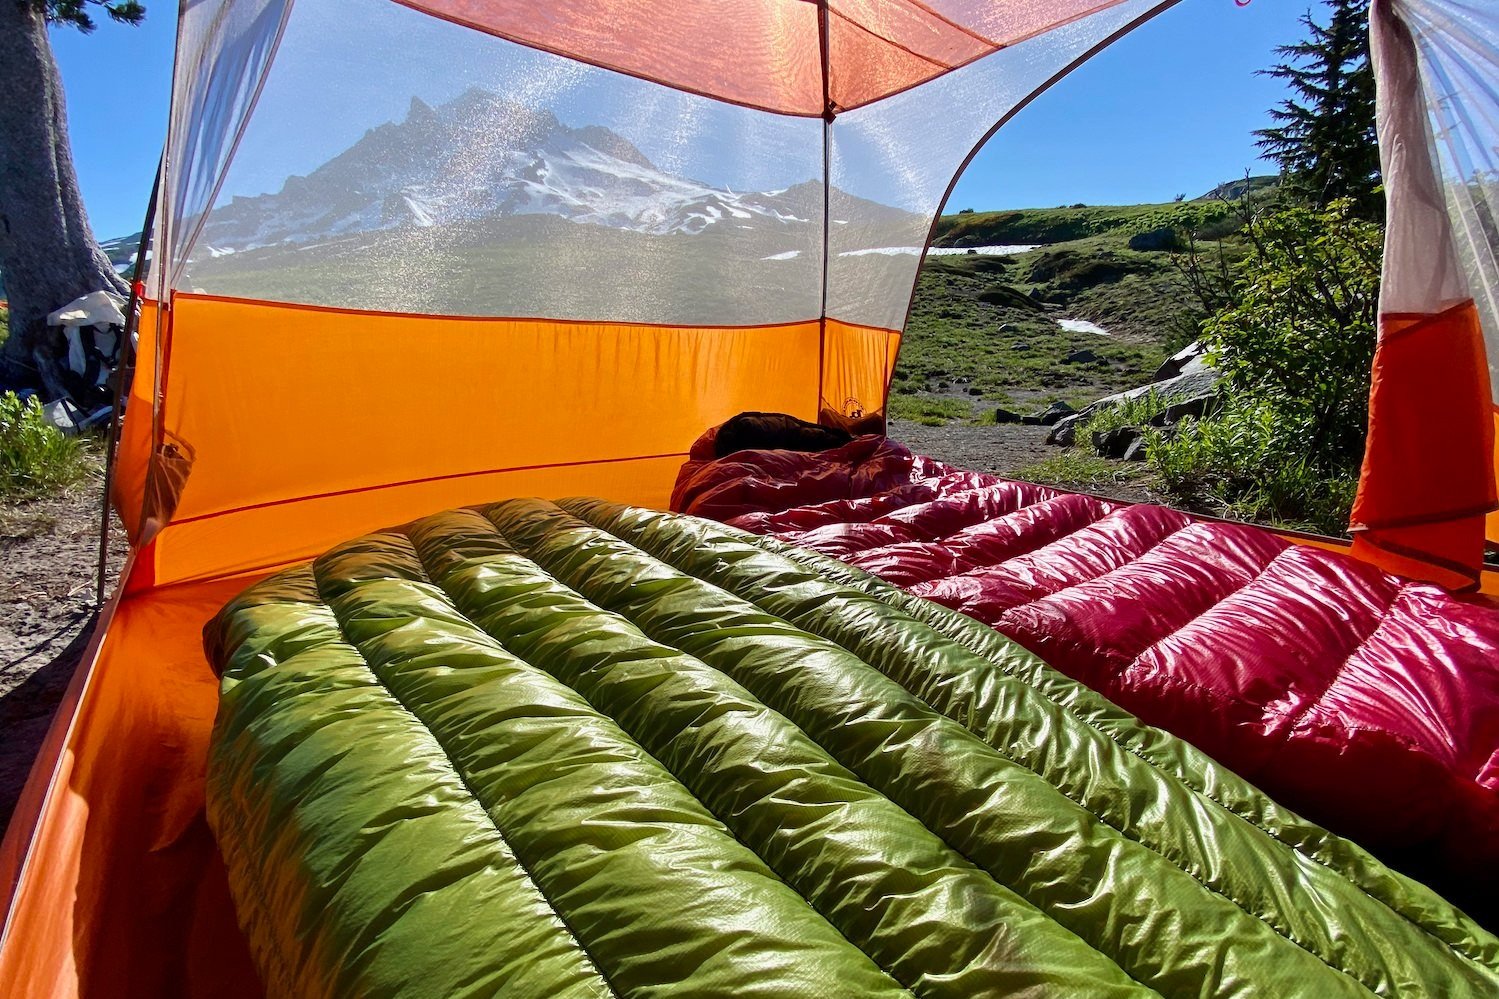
[
  {"left": 816, "top": 0, "right": 833, "bottom": 422},
  {"left": 880, "top": 0, "right": 1186, "bottom": 423},
  {"left": 95, "top": 162, "right": 160, "bottom": 605}
]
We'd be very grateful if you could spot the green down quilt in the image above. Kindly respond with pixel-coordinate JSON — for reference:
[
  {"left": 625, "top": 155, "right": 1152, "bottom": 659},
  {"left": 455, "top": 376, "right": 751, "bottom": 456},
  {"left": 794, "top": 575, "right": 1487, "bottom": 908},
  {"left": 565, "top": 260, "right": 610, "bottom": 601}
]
[{"left": 204, "top": 498, "right": 1499, "bottom": 999}]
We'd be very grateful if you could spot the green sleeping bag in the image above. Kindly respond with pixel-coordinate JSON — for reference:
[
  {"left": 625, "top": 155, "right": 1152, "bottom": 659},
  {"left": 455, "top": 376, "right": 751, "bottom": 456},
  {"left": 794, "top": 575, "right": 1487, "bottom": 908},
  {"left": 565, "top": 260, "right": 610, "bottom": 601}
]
[{"left": 204, "top": 498, "right": 1499, "bottom": 998}]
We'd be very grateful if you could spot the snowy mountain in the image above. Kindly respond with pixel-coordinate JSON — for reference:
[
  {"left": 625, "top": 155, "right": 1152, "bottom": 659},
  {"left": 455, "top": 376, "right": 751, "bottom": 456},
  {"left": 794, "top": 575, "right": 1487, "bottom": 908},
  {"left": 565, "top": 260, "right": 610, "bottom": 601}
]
[{"left": 195, "top": 88, "right": 867, "bottom": 255}]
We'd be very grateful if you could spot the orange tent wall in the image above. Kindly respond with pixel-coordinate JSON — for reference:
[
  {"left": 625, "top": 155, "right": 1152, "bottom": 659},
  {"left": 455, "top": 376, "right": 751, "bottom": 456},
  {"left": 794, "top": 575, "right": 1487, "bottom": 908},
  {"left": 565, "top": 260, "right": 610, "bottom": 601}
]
[
  {"left": 0, "top": 295, "right": 903, "bottom": 996},
  {"left": 109, "top": 294, "right": 897, "bottom": 586}
]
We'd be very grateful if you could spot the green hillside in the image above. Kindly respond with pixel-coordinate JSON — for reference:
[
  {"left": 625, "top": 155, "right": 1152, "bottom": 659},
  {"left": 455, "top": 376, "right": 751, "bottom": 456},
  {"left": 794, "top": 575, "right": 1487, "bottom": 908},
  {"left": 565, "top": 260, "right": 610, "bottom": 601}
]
[{"left": 892, "top": 192, "right": 1266, "bottom": 425}]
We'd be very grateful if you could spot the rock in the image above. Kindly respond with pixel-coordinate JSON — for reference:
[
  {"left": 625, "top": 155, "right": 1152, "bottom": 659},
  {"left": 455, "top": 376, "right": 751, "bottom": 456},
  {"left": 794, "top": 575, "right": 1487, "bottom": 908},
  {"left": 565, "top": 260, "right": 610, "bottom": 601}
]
[
  {"left": 968, "top": 386, "right": 983, "bottom": 396},
  {"left": 1092, "top": 426, "right": 1144, "bottom": 460},
  {"left": 1121, "top": 435, "right": 1150, "bottom": 462},
  {"left": 1011, "top": 342, "right": 1030, "bottom": 351},
  {"left": 1152, "top": 340, "right": 1204, "bottom": 382},
  {"left": 1029, "top": 400, "right": 1076, "bottom": 426},
  {"left": 1046, "top": 414, "right": 1082, "bottom": 446},
  {"left": 993, "top": 407, "right": 1023, "bottom": 425},
  {"left": 978, "top": 285, "right": 1045, "bottom": 312},
  {"left": 1079, "top": 359, "right": 1222, "bottom": 421},
  {"left": 1128, "top": 227, "right": 1182, "bottom": 252},
  {"left": 1149, "top": 393, "right": 1219, "bottom": 426},
  {"left": 1065, "top": 349, "right": 1098, "bottom": 364}
]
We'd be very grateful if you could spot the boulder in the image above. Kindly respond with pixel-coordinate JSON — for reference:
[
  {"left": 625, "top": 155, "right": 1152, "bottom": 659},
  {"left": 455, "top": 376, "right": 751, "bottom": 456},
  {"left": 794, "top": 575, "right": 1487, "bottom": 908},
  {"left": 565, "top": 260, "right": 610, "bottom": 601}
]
[
  {"left": 1079, "top": 358, "right": 1222, "bottom": 422},
  {"left": 1121, "top": 435, "right": 1150, "bottom": 462},
  {"left": 1065, "top": 349, "right": 1099, "bottom": 364},
  {"left": 1028, "top": 400, "right": 1076, "bottom": 426},
  {"left": 1152, "top": 340, "right": 1204, "bottom": 382},
  {"left": 1128, "top": 227, "right": 1182, "bottom": 252},
  {"left": 1046, "top": 414, "right": 1082, "bottom": 446},
  {"left": 1092, "top": 425, "right": 1144, "bottom": 460},
  {"left": 992, "top": 407, "right": 1023, "bottom": 425},
  {"left": 1148, "top": 393, "right": 1220, "bottom": 426}
]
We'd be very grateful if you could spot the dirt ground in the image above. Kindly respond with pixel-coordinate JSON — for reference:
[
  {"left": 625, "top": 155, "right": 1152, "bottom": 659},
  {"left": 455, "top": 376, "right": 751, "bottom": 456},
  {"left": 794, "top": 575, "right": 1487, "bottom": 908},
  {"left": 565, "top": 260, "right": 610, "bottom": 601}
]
[
  {"left": 889, "top": 416, "right": 1166, "bottom": 506},
  {"left": 0, "top": 483, "right": 125, "bottom": 833}
]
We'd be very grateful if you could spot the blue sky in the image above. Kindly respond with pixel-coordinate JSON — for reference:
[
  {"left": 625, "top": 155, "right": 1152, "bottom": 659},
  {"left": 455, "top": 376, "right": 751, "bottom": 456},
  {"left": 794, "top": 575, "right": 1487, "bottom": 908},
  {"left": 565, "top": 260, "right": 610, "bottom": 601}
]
[{"left": 54, "top": 0, "right": 1316, "bottom": 239}]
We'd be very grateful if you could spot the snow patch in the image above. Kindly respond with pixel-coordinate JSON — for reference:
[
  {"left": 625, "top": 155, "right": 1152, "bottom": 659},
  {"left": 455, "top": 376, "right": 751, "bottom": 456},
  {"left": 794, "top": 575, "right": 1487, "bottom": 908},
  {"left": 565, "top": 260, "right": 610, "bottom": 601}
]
[{"left": 1057, "top": 318, "right": 1111, "bottom": 336}]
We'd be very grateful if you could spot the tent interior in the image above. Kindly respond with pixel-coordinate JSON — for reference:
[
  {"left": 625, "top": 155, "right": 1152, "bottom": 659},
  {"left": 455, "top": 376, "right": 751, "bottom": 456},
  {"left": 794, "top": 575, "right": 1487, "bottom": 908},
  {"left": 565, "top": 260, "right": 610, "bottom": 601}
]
[{"left": 2, "top": 0, "right": 1497, "bottom": 994}]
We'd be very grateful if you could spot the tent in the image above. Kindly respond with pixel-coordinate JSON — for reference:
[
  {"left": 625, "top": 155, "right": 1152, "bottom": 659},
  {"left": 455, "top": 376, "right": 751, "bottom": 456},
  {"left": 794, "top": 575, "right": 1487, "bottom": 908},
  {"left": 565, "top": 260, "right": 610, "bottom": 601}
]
[{"left": 0, "top": 0, "right": 1495, "bottom": 993}]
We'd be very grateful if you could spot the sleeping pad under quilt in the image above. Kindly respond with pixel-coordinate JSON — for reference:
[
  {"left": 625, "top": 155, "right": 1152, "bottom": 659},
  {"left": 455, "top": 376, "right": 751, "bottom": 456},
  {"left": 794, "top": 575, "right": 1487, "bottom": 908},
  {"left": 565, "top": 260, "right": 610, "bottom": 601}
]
[{"left": 203, "top": 498, "right": 1499, "bottom": 998}]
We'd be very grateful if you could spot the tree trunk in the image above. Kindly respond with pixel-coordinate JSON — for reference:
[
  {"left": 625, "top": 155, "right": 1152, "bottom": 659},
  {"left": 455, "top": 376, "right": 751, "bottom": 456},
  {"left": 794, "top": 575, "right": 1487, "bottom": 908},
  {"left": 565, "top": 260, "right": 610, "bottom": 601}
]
[{"left": 0, "top": 0, "right": 129, "bottom": 398}]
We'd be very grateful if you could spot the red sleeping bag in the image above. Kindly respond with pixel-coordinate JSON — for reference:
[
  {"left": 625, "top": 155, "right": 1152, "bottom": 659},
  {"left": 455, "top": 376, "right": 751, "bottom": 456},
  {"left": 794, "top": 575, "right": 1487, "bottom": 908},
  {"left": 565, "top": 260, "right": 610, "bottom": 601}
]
[{"left": 673, "top": 427, "right": 1499, "bottom": 919}]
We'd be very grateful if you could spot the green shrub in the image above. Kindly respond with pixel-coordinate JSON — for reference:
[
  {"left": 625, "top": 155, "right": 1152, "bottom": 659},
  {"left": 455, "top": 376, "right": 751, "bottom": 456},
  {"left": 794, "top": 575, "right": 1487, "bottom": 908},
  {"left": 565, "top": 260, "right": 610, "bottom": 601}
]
[
  {"left": 0, "top": 392, "right": 94, "bottom": 501},
  {"left": 1149, "top": 399, "right": 1359, "bottom": 536},
  {"left": 0, "top": 301, "right": 9, "bottom": 350},
  {"left": 1198, "top": 199, "right": 1381, "bottom": 470},
  {"left": 1078, "top": 390, "right": 1174, "bottom": 445},
  {"left": 1150, "top": 198, "right": 1382, "bottom": 535}
]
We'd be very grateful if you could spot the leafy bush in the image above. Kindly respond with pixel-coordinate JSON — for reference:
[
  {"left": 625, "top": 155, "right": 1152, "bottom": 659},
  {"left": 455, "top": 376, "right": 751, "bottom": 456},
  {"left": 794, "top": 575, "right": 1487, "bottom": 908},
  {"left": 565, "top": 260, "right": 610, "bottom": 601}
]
[
  {"left": 1149, "top": 399, "right": 1360, "bottom": 536},
  {"left": 0, "top": 392, "right": 94, "bottom": 501},
  {"left": 1154, "top": 198, "right": 1382, "bottom": 535},
  {"left": 1198, "top": 199, "right": 1380, "bottom": 469},
  {"left": 0, "top": 301, "right": 9, "bottom": 350}
]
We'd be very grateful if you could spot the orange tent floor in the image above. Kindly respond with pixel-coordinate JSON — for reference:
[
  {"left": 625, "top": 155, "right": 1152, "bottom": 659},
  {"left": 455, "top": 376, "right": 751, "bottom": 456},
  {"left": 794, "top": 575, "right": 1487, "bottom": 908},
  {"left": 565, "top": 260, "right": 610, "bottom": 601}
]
[{"left": 0, "top": 565, "right": 266, "bottom": 998}]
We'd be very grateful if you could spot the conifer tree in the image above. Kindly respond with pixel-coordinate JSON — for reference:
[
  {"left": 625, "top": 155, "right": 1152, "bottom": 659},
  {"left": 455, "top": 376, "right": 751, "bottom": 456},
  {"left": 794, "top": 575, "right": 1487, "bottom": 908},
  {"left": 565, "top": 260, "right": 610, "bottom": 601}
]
[
  {"left": 0, "top": 0, "right": 143, "bottom": 397},
  {"left": 1255, "top": 0, "right": 1380, "bottom": 216}
]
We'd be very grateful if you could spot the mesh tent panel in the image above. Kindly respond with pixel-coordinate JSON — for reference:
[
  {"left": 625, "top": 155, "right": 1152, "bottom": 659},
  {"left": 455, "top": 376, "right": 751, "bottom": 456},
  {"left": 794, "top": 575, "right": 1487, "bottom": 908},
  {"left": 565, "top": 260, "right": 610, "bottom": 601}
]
[
  {"left": 1396, "top": 0, "right": 1499, "bottom": 404},
  {"left": 173, "top": 0, "right": 1164, "bottom": 331},
  {"left": 825, "top": 0, "right": 1165, "bottom": 331},
  {"left": 175, "top": 0, "right": 826, "bottom": 326},
  {"left": 159, "top": 0, "right": 292, "bottom": 301}
]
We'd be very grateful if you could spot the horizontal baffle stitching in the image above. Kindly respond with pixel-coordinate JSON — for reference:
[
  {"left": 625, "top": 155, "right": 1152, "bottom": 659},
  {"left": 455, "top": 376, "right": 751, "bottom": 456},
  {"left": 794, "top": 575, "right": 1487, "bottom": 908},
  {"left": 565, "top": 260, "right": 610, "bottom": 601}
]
[
  {"left": 558, "top": 503, "right": 1388, "bottom": 998},
  {"left": 416, "top": 508, "right": 918, "bottom": 997},
  {"left": 483, "top": 502, "right": 1157, "bottom": 997},
  {"left": 1271, "top": 584, "right": 1408, "bottom": 755},
  {"left": 743, "top": 530, "right": 1494, "bottom": 974},
  {"left": 308, "top": 542, "right": 623, "bottom": 999}
]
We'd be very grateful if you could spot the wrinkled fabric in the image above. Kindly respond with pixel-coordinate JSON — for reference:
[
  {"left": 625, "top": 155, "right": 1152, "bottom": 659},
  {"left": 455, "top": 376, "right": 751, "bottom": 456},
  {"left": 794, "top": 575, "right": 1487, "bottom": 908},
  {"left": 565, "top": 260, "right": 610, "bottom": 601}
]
[
  {"left": 670, "top": 431, "right": 945, "bottom": 521},
  {"left": 204, "top": 498, "right": 1499, "bottom": 998},
  {"left": 670, "top": 434, "right": 1499, "bottom": 922}
]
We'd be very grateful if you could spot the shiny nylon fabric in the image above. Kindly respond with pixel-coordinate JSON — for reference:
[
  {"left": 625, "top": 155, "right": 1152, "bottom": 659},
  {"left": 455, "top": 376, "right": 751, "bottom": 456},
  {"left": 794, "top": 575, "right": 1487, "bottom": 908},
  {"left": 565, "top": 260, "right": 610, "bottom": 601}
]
[
  {"left": 204, "top": 498, "right": 1499, "bottom": 997},
  {"left": 670, "top": 435, "right": 1499, "bottom": 923},
  {"left": 1388, "top": 0, "right": 1499, "bottom": 548},
  {"left": 1353, "top": 0, "right": 1498, "bottom": 586},
  {"left": 384, "top": 0, "right": 1132, "bottom": 115}
]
